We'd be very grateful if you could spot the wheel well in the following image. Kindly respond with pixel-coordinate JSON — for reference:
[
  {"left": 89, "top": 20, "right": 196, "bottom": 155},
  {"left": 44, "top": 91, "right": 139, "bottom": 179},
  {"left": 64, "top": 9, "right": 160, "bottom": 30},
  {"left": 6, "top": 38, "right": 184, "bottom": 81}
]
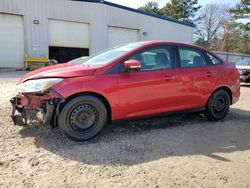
[
  {"left": 61, "top": 92, "right": 112, "bottom": 123},
  {"left": 213, "top": 87, "right": 233, "bottom": 105}
]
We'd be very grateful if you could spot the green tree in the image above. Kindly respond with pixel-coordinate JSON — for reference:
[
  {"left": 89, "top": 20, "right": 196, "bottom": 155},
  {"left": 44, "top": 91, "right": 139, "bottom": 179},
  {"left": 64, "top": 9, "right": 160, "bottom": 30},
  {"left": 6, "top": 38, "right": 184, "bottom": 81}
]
[
  {"left": 160, "top": 0, "right": 201, "bottom": 23},
  {"left": 230, "top": 0, "right": 250, "bottom": 32},
  {"left": 138, "top": 1, "right": 162, "bottom": 15}
]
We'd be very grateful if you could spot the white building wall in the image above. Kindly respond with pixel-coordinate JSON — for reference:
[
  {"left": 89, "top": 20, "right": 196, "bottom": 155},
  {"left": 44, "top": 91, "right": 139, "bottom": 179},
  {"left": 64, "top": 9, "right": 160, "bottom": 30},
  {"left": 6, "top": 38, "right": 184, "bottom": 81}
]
[{"left": 0, "top": 0, "right": 194, "bottom": 67}]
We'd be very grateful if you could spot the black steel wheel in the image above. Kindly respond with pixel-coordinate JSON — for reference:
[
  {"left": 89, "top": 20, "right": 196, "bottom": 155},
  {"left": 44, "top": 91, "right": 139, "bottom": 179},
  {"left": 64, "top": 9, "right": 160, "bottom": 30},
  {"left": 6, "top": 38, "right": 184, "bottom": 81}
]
[
  {"left": 58, "top": 96, "right": 107, "bottom": 141},
  {"left": 205, "top": 89, "right": 230, "bottom": 121}
]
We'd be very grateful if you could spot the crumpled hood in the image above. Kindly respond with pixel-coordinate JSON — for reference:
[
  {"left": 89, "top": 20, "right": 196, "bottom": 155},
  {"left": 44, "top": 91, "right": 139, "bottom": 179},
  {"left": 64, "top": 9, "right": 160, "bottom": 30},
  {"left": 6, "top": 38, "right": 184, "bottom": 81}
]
[{"left": 19, "top": 63, "right": 97, "bottom": 84}]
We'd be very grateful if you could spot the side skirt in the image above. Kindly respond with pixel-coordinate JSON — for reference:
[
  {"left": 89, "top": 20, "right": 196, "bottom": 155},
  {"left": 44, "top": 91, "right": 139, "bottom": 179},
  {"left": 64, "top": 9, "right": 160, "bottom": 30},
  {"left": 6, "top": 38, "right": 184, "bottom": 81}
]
[{"left": 112, "top": 107, "right": 206, "bottom": 124}]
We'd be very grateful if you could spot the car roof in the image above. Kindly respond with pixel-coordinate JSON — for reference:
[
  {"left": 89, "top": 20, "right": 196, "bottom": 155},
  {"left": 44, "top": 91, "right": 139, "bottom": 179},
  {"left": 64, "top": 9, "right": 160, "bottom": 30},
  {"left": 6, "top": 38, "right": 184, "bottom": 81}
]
[
  {"left": 127, "top": 41, "right": 226, "bottom": 63},
  {"left": 132, "top": 41, "right": 209, "bottom": 51}
]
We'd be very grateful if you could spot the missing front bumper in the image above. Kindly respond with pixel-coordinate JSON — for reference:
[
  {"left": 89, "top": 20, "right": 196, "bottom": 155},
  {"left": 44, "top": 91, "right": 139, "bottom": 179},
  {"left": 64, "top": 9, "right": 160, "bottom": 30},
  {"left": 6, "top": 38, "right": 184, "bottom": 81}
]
[
  {"left": 10, "top": 99, "right": 55, "bottom": 126},
  {"left": 10, "top": 89, "right": 64, "bottom": 127}
]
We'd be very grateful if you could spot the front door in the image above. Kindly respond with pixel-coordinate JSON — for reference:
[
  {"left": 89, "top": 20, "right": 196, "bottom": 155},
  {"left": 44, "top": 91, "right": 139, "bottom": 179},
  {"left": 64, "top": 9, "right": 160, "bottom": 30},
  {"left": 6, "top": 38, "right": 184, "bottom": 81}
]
[{"left": 118, "top": 45, "right": 180, "bottom": 119}]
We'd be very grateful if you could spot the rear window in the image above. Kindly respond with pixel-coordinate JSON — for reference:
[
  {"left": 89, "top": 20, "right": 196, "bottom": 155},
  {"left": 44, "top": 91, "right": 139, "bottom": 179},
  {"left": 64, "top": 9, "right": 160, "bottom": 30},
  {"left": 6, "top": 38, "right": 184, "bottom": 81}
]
[{"left": 178, "top": 47, "right": 207, "bottom": 68}]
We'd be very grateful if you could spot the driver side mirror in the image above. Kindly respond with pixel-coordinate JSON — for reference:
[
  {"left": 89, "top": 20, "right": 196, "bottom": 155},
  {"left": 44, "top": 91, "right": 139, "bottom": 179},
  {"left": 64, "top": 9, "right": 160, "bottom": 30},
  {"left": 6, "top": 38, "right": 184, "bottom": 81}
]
[{"left": 124, "top": 60, "right": 141, "bottom": 72}]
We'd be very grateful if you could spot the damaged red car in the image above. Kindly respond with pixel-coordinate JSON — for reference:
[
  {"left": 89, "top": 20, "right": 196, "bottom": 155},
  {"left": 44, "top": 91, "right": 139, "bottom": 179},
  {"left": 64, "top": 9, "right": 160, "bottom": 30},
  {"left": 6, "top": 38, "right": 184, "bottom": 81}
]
[{"left": 11, "top": 41, "right": 240, "bottom": 141}]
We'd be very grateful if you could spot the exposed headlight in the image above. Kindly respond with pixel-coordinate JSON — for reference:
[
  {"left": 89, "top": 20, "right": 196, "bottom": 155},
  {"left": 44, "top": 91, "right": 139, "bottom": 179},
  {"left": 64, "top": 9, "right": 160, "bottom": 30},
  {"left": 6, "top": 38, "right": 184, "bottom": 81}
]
[{"left": 17, "top": 78, "right": 63, "bottom": 93}]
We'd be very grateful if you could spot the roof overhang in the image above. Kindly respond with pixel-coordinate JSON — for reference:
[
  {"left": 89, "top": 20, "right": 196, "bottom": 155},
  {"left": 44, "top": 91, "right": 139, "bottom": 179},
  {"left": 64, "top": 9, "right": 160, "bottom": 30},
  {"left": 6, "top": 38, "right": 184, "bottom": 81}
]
[{"left": 70, "top": 0, "right": 196, "bottom": 28}]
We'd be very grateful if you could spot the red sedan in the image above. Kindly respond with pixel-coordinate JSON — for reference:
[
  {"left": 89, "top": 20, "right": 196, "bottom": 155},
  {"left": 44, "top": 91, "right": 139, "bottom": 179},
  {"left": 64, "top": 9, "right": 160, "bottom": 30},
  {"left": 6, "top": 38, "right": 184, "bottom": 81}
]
[{"left": 11, "top": 41, "right": 240, "bottom": 141}]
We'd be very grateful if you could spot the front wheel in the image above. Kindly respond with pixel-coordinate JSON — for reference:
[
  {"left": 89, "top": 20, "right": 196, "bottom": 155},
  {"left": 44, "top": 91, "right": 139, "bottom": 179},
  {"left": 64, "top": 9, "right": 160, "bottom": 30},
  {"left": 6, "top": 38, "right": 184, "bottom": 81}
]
[
  {"left": 205, "top": 90, "right": 230, "bottom": 121},
  {"left": 58, "top": 96, "right": 107, "bottom": 141}
]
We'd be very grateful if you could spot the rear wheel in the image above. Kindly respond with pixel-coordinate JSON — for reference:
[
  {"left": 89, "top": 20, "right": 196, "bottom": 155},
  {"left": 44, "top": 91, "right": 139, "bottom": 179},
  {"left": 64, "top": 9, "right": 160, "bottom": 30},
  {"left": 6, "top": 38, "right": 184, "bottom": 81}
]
[
  {"left": 58, "top": 96, "right": 107, "bottom": 141},
  {"left": 205, "top": 90, "right": 230, "bottom": 121}
]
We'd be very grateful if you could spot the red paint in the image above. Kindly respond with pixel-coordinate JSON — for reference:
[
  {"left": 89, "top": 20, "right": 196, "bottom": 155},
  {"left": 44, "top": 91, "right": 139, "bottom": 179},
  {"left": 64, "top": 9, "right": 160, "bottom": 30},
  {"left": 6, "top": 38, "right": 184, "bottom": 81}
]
[
  {"left": 18, "top": 63, "right": 96, "bottom": 84},
  {"left": 17, "top": 41, "right": 240, "bottom": 121},
  {"left": 12, "top": 90, "right": 61, "bottom": 109},
  {"left": 123, "top": 60, "right": 141, "bottom": 70}
]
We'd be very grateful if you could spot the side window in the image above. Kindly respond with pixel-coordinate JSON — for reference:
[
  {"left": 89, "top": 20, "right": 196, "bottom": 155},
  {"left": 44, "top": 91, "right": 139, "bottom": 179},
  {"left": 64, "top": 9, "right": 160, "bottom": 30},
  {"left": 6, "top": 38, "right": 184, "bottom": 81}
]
[
  {"left": 178, "top": 47, "right": 207, "bottom": 68},
  {"left": 129, "top": 46, "right": 173, "bottom": 71},
  {"left": 206, "top": 53, "right": 222, "bottom": 65}
]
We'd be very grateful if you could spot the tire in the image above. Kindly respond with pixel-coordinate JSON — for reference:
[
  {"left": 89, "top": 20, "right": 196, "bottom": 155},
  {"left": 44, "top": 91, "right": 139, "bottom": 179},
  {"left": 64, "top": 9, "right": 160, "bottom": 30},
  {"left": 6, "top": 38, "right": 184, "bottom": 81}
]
[
  {"left": 205, "top": 89, "right": 230, "bottom": 121},
  {"left": 58, "top": 96, "right": 107, "bottom": 141}
]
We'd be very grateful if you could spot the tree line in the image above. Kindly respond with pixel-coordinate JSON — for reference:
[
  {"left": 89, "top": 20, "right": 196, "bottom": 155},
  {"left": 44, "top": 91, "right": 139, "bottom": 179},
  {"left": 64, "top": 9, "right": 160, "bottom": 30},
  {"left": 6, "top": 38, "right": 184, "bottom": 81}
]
[{"left": 138, "top": 0, "right": 250, "bottom": 54}]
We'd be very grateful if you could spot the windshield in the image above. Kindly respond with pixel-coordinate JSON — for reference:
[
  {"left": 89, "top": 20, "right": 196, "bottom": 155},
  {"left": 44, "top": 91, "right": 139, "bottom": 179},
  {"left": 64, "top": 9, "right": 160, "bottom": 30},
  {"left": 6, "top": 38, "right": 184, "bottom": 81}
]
[
  {"left": 69, "top": 43, "right": 143, "bottom": 67},
  {"left": 236, "top": 59, "right": 250, "bottom": 66}
]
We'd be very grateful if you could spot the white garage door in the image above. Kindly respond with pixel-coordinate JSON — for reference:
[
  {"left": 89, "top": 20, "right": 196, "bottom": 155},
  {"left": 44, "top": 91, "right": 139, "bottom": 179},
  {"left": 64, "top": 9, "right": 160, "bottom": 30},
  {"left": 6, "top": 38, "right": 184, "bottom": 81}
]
[
  {"left": 108, "top": 27, "right": 139, "bottom": 48},
  {"left": 0, "top": 14, "right": 24, "bottom": 68},
  {"left": 49, "top": 19, "right": 89, "bottom": 48}
]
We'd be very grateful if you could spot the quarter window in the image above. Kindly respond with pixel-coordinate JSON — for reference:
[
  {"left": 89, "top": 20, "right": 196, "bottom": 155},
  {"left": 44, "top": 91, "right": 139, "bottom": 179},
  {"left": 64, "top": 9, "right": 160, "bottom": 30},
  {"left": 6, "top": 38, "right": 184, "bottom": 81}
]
[
  {"left": 207, "top": 53, "right": 222, "bottom": 65},
  {"left": 178, "top": 47, "right": 207, "bottom": 68},
  {"left": 129, "top": 46, "right": 173, "bottom": 71}
]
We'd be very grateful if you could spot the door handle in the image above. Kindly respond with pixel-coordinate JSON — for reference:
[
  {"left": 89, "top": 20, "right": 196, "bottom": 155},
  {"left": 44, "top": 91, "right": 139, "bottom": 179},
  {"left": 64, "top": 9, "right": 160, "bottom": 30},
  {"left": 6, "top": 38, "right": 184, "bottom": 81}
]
[
  {"left": 164, "top": 75, "right": 176, "bottom": 81},
  {"left": 206, "top": 71, "right": 213, "bottom": 77}
]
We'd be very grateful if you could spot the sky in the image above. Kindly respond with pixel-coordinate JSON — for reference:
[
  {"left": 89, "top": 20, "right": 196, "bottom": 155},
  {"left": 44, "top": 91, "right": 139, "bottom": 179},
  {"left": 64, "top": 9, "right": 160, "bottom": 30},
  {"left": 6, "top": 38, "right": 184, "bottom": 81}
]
[{"left": 106, "top": 0, "right": 240, "bottom": 9}]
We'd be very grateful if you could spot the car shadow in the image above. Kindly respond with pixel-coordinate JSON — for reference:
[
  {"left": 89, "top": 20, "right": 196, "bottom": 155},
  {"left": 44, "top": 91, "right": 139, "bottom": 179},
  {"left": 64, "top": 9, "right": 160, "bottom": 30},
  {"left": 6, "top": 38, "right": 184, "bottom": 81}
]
[{"left": 19, "top": 108, "right": 250, "bottom": 166}]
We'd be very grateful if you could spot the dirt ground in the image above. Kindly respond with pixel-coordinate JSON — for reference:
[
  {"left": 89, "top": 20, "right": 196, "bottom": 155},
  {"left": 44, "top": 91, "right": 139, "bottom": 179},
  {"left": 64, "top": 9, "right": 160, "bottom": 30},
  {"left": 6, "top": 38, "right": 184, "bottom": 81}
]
[{"left": 0, "top": 71, "right": 250, "bottom": 188}]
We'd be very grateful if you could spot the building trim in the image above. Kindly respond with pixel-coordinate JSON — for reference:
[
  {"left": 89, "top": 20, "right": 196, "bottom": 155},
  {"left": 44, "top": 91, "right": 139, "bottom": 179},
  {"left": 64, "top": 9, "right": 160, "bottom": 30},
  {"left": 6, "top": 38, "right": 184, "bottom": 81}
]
[{"left": 71, "top": 0, "right": 196, "bottom": 28}]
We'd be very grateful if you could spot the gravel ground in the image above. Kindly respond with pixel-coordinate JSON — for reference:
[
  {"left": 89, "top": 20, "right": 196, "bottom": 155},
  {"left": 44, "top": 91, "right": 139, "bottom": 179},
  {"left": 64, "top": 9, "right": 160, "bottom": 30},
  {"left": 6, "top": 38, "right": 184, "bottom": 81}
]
[{"left": 0, "top": 71, "right": 250, "bottom": 188}]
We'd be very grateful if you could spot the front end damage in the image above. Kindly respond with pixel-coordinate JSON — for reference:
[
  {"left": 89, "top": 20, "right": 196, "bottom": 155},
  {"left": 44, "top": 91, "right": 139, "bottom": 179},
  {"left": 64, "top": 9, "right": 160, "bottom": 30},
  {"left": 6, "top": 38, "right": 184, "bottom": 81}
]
[{"left": 10, "top": 89, "right": 65, "bottom": 127}]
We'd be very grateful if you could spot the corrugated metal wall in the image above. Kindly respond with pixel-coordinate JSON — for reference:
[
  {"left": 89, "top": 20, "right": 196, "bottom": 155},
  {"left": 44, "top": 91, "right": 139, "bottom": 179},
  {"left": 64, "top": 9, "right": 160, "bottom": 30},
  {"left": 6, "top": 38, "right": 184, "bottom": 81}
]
[{"left": 0, "top": 0, "right": 194, "bottom": 60}]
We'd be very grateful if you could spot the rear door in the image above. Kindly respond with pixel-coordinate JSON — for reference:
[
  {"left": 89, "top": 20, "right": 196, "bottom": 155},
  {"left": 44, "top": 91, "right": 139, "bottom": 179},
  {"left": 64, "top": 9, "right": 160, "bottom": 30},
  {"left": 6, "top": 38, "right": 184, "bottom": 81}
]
[
  {"left": 118, "top": 45, "right": 180, "bottom": 119},
  {"left": 175, "top": 46, "right": 218, "bottom": 109}
]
